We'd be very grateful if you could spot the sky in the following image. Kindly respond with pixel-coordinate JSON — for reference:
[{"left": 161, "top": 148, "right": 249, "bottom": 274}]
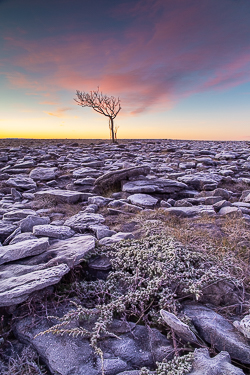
[{"left": 0, "top": 0, "right": 250, "bottom": 141}]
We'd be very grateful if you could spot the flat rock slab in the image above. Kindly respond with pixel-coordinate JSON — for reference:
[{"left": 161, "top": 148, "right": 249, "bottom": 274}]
[
  {"left": 15, "top": 318, "right": 172, "bottom": 375},
  {"left": 33, "top": 224, "right": 75, "bottom": 239},
  {"left": 0, "top": 237, "right": 49, "bottom": 265},
  {"left": 5, "top": 176, "right": 37, "bottom": 190},
  {"left": 0, "top": 264, "right": 69, "bottom": 306},
  {"left": 65, "top": 212, "right": 105, "bottom": 232},
  {"left": 94, "top": 166, "right": 151, "bottom": 193},
  {"left": 35, "top": 189, "right": 85, "bottom": 204},
  {"left": 0, "top": 235, "right": 96, "bottom": 307},
  {"left": 3, "top": 209, "right": 37, "bottom": 221},
  {"left": 184, "top": 304, "right": 250, "bottom": 364},
  {"left": 164, "top": 205, "right": 215, "bottom": 217},
  {"left": 122, "top": 178, "right": 187, "bottom": 193},
  {"left": 127, "top": 193, "right": 159, "bottom": 208},
  {"left": 30, "top": 167, "right": 57, "bottom": 181}
]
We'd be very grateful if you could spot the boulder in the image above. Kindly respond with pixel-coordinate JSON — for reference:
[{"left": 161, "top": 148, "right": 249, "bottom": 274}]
[{"left": 29, "top": 167, "right": 57, "bottom": 181}]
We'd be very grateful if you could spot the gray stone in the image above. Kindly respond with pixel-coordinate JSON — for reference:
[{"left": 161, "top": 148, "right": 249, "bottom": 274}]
[
  {"left": 213, "top": 200, "right": 232, "bottom": 212},
  {"left": 73, "top": 177, "right": 95, "bottom": 185},
  {"left": 184, "top": 304, "right": 250, "bottom": 364},
  {"left": 96, "top": 228, "right": 116, "bottom": 240},
  {"left": 0, "top": 237, "right": 49, "bottom": 265},
  {"left": 15, "top": 318, "right": 172, "bottom": 375},
  {"left": 99, "top": 232, "right": 134, "bottom": 246},
  {"left": 211, "top": 188, "right": 232, "bottom": 200},
  {"left": 3, "top": 209, "right": 37, "bottom": 221},
  {"left": 108, "top": 200, "right": 143, "bottom": 214},
  {"left": 0, "top": 235, "right": 96, "bottom": 306},
  {"left": 164, "top": 205, "right": 215, "bottom": 217},
  {"left": 189, "top": 348, "right": 244, "bottom": 375},
  {"left": 9, "top": 232, "right": 37, "bottom": 245},
  {"left": 88, "top": 195, "right": 113, "bottom": 207},
  {"left": 14, "top": 160, "right": 35, "bottom": 168},
  {"left": 35, "top": 189, "right": 85, "bottom": 204},
  {"left": 20, "top": 215, "right": 50, "bottom": 232},
  {"left": 33, "top": 224, "right": 75, "bottom": 239},
  {"left": 218, "top": 206, "right": 242, "bottom": 217},
  {"left": 174, "top": 199, "right": 193, "bottom": 207},
  {"left": 11, "top": 188, "right": 22, "bottom": 200},
  {"left": 5, "top": 176, "right": 37, "bottom": 191},
  {"left": 203, "top": 196, "right": 222, "bottom": 205},
  {"left": 127, "top": 194, "right": 158, "bottom": 208},
  {"left": 94, "top": 166, "right": 151, "bottom": 193},
  {"left": 160, "top": 200, "right": 171, "bottom": 208},
  {"left": 30, "top": 167, "right": 57, "bottom": 181},
  {"left": 0, "top": 221, "right": 18, "bottom": 242},
  {"left": 177, "top": 173, "right": 221, "bottom": 190},
  {"left": 36, "top": 235, "right": 96, "bottom": 269},
  {"left": 160, "top": 309, "right": 199, "bottom": 344},
  {"left": 64, "top": 212, "right": 105, "bottom": 232},
  {"left": 0, "top": 264, "right": 69, "bottom": 306},
  {"left": 73, "top": 167, "right": 101, "bottom": 178},
  {"left": 215, "top": 152, "right": 237, "bottom": 160},
  {"left": 3, "top": 227, "right": 21, "bottom": 245},
  {"left": 122, "top": 178, "right": 187, "bottom": 194}
]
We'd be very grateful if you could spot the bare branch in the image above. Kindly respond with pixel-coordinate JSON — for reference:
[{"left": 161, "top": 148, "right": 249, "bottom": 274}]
[{"left": 74, "top": 88, "right": 121, "bottom": 143}]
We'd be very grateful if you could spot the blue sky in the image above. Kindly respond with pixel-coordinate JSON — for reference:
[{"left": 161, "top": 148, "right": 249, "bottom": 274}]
[{"left": 0, "top": 0, "right": 250, "bottom": 140}]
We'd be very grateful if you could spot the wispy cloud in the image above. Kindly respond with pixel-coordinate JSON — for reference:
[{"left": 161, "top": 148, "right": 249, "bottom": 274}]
[
  {"left": 2, "top": 0, "right": 250, "bottom": 114},
  {"left": 44, "top": 107, "right": 74, "bottom": 118}
]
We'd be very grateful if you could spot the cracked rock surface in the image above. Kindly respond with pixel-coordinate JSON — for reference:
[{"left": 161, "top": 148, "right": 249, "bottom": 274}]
[{"left": 1, "top": 139, "right": 250, "bottom": 374}]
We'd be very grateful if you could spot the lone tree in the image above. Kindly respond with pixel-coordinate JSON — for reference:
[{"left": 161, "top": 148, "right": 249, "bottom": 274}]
[{"left": 74, "top": 88, "right": 121, "bottom": 143}]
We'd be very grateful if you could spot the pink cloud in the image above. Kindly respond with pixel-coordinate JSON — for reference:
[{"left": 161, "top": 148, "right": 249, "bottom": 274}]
[
  {"left": 2, "top": 0, "right": 250, "bottom": 114},
  {"left": 44, "top": 107, "right": 74, "bottom": 118}
]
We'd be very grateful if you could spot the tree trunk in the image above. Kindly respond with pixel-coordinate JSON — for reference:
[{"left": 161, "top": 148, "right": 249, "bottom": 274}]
[{"left": 110, "top": 117, "right": 115, "bottom": 143}]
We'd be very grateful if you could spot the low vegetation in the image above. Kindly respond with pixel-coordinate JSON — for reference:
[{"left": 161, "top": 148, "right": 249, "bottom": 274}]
[{"left": 1, "top": 211, "right": 250, "bottom": 374}]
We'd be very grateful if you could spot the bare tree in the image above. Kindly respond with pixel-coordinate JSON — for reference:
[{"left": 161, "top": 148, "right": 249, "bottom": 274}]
[{"left": 74, "top": 88, "right": 121, "bottom": 143}]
